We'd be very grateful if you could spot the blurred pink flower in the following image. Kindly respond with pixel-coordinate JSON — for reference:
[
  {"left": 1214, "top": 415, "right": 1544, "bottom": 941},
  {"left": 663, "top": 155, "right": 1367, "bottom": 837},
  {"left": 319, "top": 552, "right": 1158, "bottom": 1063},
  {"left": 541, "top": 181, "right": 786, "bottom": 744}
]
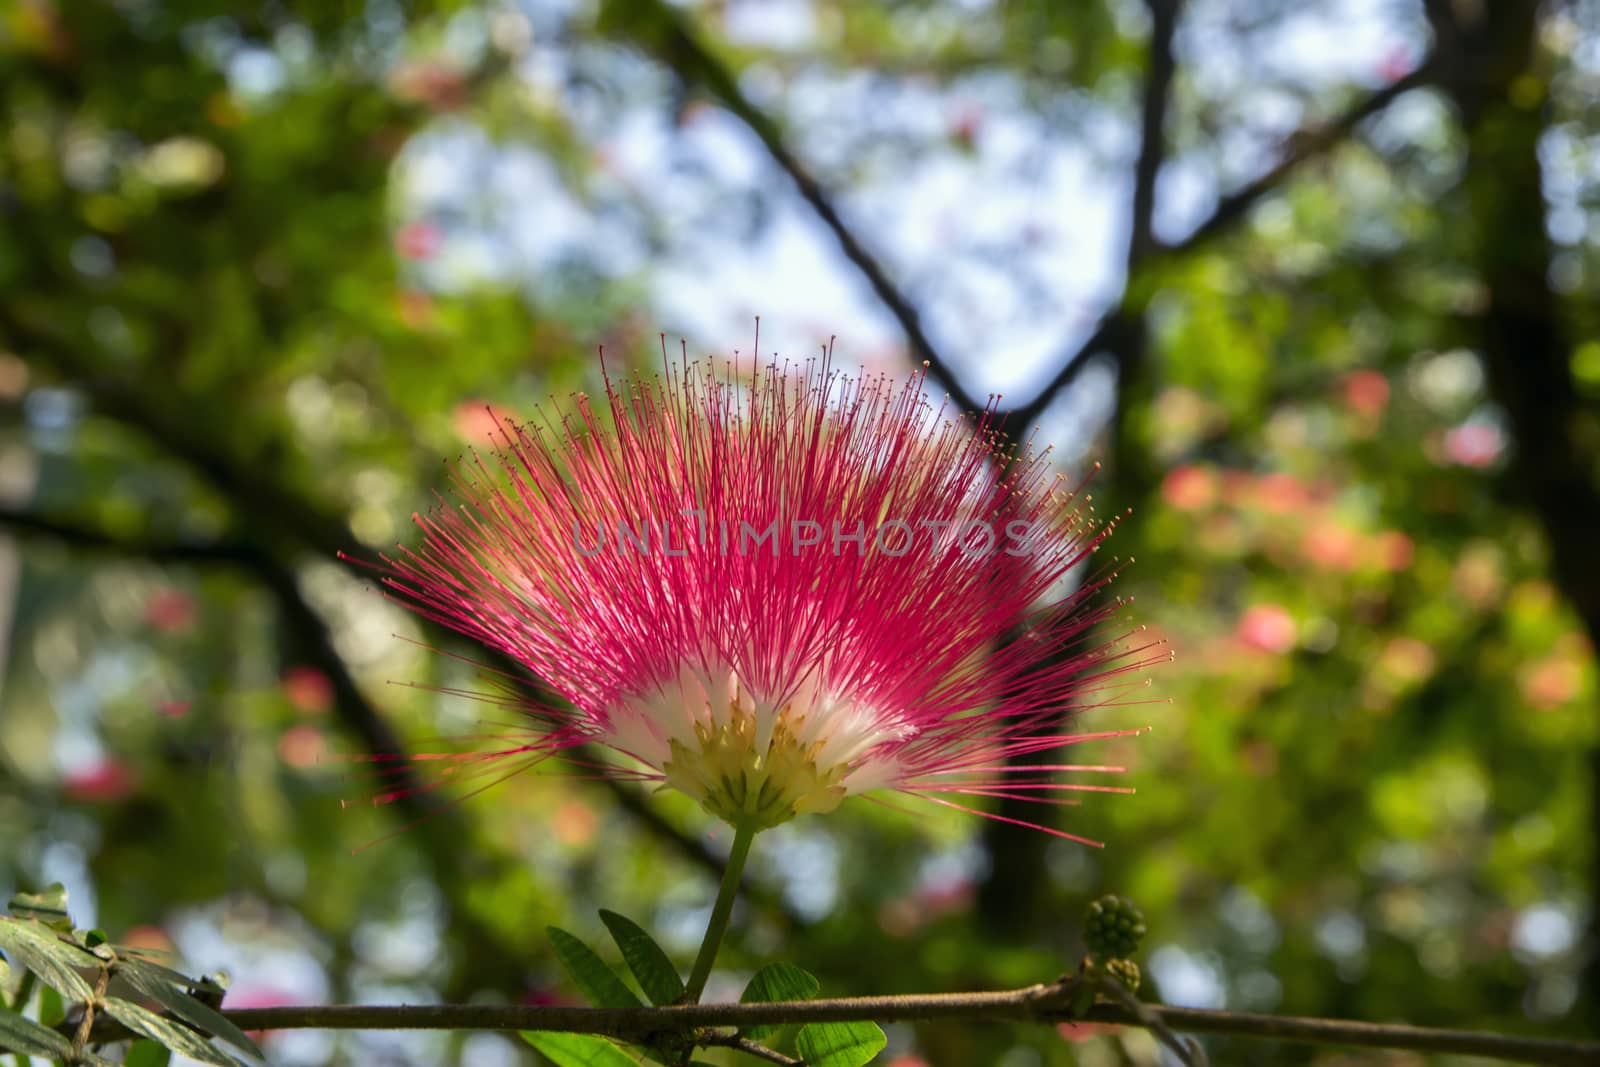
[
  {"left": 1444, "top": 422, "right": 1504, "bottom": 468},
  {"left": 1377, "top": 636, "right": 1436, "bottom": 686},
  {"left": 1254, "top": 472, "right": 1311, "bottom": 515},
  {"left": 282, "top": 666, "right": 333, "bottom": 715},
  {"left": 389, "top": 61, "right": 469, "bottom": 111},
  {"left": 364, "top": 353, "right": 1153, "bottom": 841},
  {"left": 1161, "top": 465, "right": 1216, "bottom": 511},
  {"left": 394, "top": 220, "right": 442, "bottom": 261},
  {"left": 947, "top": 104, "right": 983, "bottom": 150},
  {"left": 521, "top": 986, "right": 582, "bottom": 1008},
  {"left": 1341, "top": 370, "right": 1390, "bottom": 416},
  {"left": 1237, "top": 604, "right": 1296, "bottom": 654},
  {"left": 119, "top": 925, "right": 174, "bottom": 954},
  {"left": 144, "top": 589, "right": 196, "bottom": 633},
  {"left": 1302, "top": 522, "right": 1360, "bottom": 571},
  {"left": 1522, "top": 655, "right": 1584, "bottom": 709},
  {"left": 1376, "top": 43, "right": 1415, "bottom": 83},
  {"left": 1373, "top": 530, "right": 1416, "bottom": 572},
  {"left": 1058, "top": 1021, "right": 1121, "bottom": 1043},
  {"left": 453, "top": 400, "right": 520, "bottom": 445},
  {"left": 551, "top": 800, "right": 598, "bottom": 847},
  {"left": 63, "top": 759, "right": 136, "bottom": 803},
  {"left": 278, "top": 724, "right": 326, "bottom": 769},
  {"left": 224, "top": 985, "right": 300, "bottom": 1042},
  {"left": 396, "top": 288, "right": 435, "bottom": 329}
]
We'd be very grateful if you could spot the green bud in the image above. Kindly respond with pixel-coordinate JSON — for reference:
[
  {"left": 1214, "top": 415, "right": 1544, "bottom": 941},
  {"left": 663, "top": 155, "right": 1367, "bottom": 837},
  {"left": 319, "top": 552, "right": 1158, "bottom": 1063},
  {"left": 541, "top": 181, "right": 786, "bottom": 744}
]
[
  {"left": 1104, "top": 957, "right": 1141, "bottom": 993},
  {"left": 1083, "top": 894, "right": 1147, "bottom": 960}
]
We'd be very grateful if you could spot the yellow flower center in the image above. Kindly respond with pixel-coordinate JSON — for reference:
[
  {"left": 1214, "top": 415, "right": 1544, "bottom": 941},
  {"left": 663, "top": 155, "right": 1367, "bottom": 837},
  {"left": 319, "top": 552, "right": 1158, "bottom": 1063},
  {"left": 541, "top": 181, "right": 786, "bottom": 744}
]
[{"left": 662, "top": 699, "right": 849, "bottom": 830}]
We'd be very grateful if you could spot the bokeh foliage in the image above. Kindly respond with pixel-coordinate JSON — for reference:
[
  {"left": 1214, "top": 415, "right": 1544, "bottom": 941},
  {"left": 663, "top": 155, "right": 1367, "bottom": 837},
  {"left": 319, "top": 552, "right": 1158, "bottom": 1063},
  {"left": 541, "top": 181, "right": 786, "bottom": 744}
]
[{"left": 3, "top": 1, "right": 1599, "bottom": 1064}]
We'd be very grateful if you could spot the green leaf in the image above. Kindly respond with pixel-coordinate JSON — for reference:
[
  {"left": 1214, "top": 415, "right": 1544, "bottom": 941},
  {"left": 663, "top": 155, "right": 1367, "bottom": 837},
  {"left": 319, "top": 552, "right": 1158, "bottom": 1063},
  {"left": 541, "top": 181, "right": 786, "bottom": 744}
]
[
  {"left": 111, "top": 965, "right": 264, "bottom": 1057},
  {"left": 0, "top": 1004, "right": 73, "bottom": 1058},
  {"left": 7, "top": 885, "right": 70, "bottom": 928},
  {"left": 796, "top": 1021, "right": 887, "bottom": 1067},
  {"left": 545, "top": 927, "right": 642, "bottom": 1009},
  {"left": 597, "top": 910, "right": 684, "bottom": 1006},
  {"left": 38, "top": 984, "right": 65, "bottom": 1026},
  {"left": 0, "top": 919, "right": 99, "bottom": 1001},
  {"left": 126, "top": 1039, "right": 175, "bottom": 1067},
  {"left": 739, "top": 961, "right": 820, "bottom": 1040},
  {"left": 521, "top": 1031, "right": 639, "bottom": 1066},
  {"left": 100, "top": 997, "right": 251, "bottom": 1067}
]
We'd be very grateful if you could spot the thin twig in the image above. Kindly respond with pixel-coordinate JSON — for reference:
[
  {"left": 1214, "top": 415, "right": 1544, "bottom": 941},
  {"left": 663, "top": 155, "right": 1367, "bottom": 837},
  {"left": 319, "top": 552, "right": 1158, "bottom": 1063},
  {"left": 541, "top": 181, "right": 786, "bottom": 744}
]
[
  {"left": 698, "top": 1033, "right": 802, "bottom": 1065},
  {"left": 71, "top": 966, "right": 110, "bottom": 1061},
  {"left": 217, "top": 981, "right": 1600, "bottom": 1066},
  {"left": 1095, "top": 975, "right": 1205, "bottom": 1067}
]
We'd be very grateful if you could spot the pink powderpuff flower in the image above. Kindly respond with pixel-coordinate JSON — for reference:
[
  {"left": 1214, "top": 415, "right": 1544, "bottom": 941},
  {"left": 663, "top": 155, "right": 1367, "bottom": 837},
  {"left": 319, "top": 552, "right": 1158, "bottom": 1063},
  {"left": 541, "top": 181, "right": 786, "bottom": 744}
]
[
  {"left": 62, "top": 759, "right": 136, "bottom": 803},
  {"left": 363, "top": 349, "right": 1155, "bottom": 842}
]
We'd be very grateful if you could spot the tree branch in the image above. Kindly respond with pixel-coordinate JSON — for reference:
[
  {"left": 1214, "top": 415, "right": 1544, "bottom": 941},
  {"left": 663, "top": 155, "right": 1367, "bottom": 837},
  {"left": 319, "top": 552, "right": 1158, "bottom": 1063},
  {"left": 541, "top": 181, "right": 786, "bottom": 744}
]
[
  {"left": 217, "top": 982, "right": 1600, "bottom": 1065},
  {"left": 698, "top": 1033, "right": 802, "bottom": 1065},
  {"left": 0, "top": 504, "right": 436, "bottom": 821},
  {"left": 618, "top": 0, "right": 985, "bottom": 417},
  {"left": 1008, "top": 58, "right": 1436, "bottom": 428},
  {"left": 1161, "top": 59, "right": 1437, "bottom": 258}
]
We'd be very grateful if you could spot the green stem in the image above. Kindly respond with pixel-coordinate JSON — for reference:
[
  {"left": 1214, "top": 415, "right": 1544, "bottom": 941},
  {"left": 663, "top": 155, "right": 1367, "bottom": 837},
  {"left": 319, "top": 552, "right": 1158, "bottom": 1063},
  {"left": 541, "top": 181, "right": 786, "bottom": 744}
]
[{"left": 683, "top": 821, "right": 758, "bottom": 1004}]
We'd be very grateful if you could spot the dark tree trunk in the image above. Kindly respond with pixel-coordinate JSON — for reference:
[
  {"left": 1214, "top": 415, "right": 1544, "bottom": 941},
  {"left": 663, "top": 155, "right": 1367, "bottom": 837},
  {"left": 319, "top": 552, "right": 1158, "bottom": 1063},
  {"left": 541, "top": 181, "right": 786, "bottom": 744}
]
[{"left": 1425, "top": 0, "right": 1600, "bottom": 1025}]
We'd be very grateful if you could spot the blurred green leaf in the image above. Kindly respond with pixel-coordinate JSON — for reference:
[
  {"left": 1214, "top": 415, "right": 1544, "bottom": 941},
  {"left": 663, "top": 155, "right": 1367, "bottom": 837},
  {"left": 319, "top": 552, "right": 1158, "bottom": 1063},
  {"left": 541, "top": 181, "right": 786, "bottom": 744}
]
[
  {"left": 126, "top": 1040, "right": 175, "bottom": 1067},
  {"left": 796, "top": 1020, "right": 887, "bottom": 1067},
  {"left": 7, "top": 885, "right": 70, "bottom": 929},
  {"left": 546, "top": 927, "right": 643, "bottom": 1009},
  {"left": 38, "top": 985, "right": 65, "bottom": 1027},
  {"left": 0, "top": 1004, "right": 73, "bottom": 1059},
  {"left": 597, "top": 910, "right": 683, "bottom": 1006},
  {"left": 522, "top": 1030, "right": 639, "bottom": 1066}
]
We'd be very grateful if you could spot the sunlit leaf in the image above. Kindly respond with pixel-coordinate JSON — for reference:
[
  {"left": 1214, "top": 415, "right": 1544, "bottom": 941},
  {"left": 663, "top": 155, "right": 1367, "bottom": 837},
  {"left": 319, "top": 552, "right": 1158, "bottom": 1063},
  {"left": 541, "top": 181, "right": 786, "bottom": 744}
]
[
  {"left": 739, "top": 961, "right": 819, "bottom": 1040},
  {"left": 522, "top": 1030, "right": 639, "bottom": 1066},
  {"left": 796, "top": 1020, "right": 887, "bottom": 1067}
]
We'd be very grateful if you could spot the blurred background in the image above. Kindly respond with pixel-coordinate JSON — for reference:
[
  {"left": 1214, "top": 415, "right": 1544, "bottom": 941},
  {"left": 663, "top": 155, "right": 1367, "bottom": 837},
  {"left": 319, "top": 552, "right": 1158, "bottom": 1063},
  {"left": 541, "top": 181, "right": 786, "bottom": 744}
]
[{"left": 2, "top": 0, "right": 1598, "bottom": 1064}]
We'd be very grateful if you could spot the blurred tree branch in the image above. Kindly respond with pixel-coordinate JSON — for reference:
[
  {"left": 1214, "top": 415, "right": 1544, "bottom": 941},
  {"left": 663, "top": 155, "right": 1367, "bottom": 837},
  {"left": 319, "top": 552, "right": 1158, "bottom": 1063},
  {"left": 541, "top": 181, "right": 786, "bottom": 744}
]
[
  {"left": 604, "top": 0, "right": 986, "bottom": 416},
  {"left": 1008, "top": 56, "right": 1438, "bottom": 428},
  {"left": 209, "top": 984, "right": 1600, "bottom": 1065}
]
